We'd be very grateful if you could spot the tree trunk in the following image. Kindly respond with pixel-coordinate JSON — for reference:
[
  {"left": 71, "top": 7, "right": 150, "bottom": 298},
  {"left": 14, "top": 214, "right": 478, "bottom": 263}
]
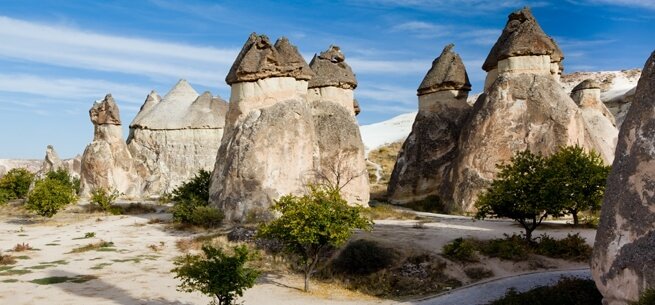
[
  {"left": 525, "top": 228, "right": 533, "bottom": 242},
  {"left": 304, "top": 271, "right": 310, "bottom": 292},
  {"left": 572, "top": 211, "right": 579, "bottom": 226}
]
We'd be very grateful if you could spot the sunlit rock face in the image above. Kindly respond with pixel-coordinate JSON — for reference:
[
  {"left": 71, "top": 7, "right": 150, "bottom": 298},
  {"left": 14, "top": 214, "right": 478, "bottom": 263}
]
[
  {"left": 209, "top": 34, "right": 318, "bottom": 222},
  {"left": 37, "top": 145, "right": 81, "bottom": 179},
  {"left": 80, "top": 94, "right": 141, "bottom": 197},
  {"left": 592, "top": 50, "right": 655, "bottom": 305},
  {"left": 127, "top": 81, "right": 227, "bottom": 196},
  {"left": 308, "top": 45, "right": 369, "bottom": 207},
  {"left": 449, "top": 7, "right": 587, "bottom": 212},
  {"left": 387, "top": 44, "right": 472, "bottom": 207}
]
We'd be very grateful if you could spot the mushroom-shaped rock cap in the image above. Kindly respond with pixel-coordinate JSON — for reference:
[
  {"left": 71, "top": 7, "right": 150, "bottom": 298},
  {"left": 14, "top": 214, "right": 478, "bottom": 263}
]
[
  {"left": 90, "top": 94, "right": 121, "bottom": 125},
  {"left": 572, "top": 79, "right": 601, "bottom": 92},
  {"left": 482, "top": 7, "right": 563, "bottom": 72},
  {"left": 308, "top": 45, "right": 358, "bottom": 89},
  {"left": 418, "top": 44, "right": 472, "bottom": 95},
  {"left": 225, "top": 33, "right": 313, "bottom": 84}
]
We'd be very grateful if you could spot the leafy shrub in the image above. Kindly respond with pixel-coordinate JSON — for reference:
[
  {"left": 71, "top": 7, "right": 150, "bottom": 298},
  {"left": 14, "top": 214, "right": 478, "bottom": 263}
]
[
  {"left": 188, "top": 206, "right": 225, "bottom": 228},
  {"left": 171, "top": 170, "right": 211, "bottom": 203},
  {"left": 464, "top": 267, "right": 493, "bottom": 280},
  {"left": 443, "top": 238, "right": 478, "bottom": 262},
  {"left": 90, "top": 187, "right": 120, "bottom": 213},
  {"left": 0, "top": 168, "right": 35, "bottom": 202},
  {"left": 45, "top": 169, "right": 80, "bottom": 194},
  {"left": 633, "top": 289, "right": 655, "bottom": 305},
  {"left": 333, "top": 239, "right": 399, "bottom": 275},
  {"left": 172, "top": 244, "right": 259, "bottom": 305},
  {"left": 478, "top": 234, "right": 530, "bottom": 261},
  {"left": 489, "top": 277, "right": 602, "bottom": 305},
  {"left": 26, "top": 178, "right": 77, "bottom": 217},
  {"left": 171, "top": 170, "right": 218, "bottom": 227},
  {"left": 535, "top": 233, "right": 592, "bottom": 261}
]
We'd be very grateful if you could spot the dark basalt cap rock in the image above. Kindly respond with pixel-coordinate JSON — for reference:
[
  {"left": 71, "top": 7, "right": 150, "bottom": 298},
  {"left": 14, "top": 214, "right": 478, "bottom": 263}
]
[
  {"left": 308, "top": 45, "right": 358, "bottom": 89},
  {"left": 417, "top": 44, "right": 472, "bottom": 96},
  {"left": 89, "top": 94, "right": 121, "bottom": 125},
  {"left": 225, "top": 33, "right": 314, "bottom": 84},
  {"left": 482, "top": 7, "right": 564, "bottom": 72},
  {"left": 572, "top": 79, "right": 601, "bottom": 92}
]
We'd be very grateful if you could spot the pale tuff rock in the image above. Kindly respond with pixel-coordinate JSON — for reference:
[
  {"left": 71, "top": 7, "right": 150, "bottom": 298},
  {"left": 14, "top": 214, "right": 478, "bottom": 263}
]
[
  {"left": 571, "top": 79, "right": 618, "bottom": 164},
  {"left": 0, "top": 159, "right": 41, "bottom": 177},
  {"left": 37, "top": 145, "right": 81, "bottom": 179},
  {"left": 592, "top": 50, "right": 655, "bottom": 305},
  {"left": 450, "top": 8, "right": 587, "bottom": 212},
  {"left": 80, "top": 95, "right": 140, "bottom": 197},
  {"left": 387, "top": 44, "right": 472, "bottom": 205},
  {"left": 127, "top": 80, "right": 227, "bottom": 196},
  {"left": 308, "top": 46, "right": 369, "bottom": 207},
  {"left": 210, "top": 35, "right": 318, "bottom": 222}
]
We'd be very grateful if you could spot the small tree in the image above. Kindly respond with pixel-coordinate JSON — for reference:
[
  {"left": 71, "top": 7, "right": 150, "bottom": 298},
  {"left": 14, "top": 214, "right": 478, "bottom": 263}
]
[
  {"left": 169, "top": 170, "right": 223, "bottom": 227},
  {"left": 475, "top": 150, "right": 561, "bottom": 241},
  {"left": 172, "top": 244, "right": 259, "bottom": 305},
  {"left": 90, "top": 187, "right": 121, "bottom": 214},
  {"left": 258, "top": 186, "right": 373, "bottom": 292},
  {"left": 26, "top": 178, "right": 78, "bottom": 217},
  {"left": 546, "top": 145, "right": 610, "bottom": 225},
  {"left": 45, "top": 169, "right": 80, "bottom": 194},
  {"left": 0, "top": 168, "right": 35, "bottom": 202}
]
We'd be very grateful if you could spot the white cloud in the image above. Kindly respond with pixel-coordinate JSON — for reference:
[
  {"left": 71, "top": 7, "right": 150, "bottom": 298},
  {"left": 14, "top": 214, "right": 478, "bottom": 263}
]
[
  {"left": 568, "top": 0, "right": 655, "bottom": 9},
  {"left": 355, "top": 0, "right": 549, "bottom": 12},
  {"left": 0, "top": 16, "right": 239, "bottom": 88},
  {"left": 348, "top": 58, "right": 429, "bottom": 74},
  {"left": 356, "top": 85, "right": 417, "bottom": 105}
]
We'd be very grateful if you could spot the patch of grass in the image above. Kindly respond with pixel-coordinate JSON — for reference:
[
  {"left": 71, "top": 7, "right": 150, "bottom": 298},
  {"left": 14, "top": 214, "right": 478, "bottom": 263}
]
[
  {"left": 464, "top": 267, "right": 494, "bottom": 281},
  {"left": 26, "top": 264, "right": 55, "bottom": 270},
  {"left": 14, "top": 255, "right": 30, "bottom": 260},
  {"left": 45, "top": 243, "right": 60, "bottom": 246},
  {"left": 1, "top": 278, "right": 18, "bottom": 283},
  {"left": 17, "top": 234, "right": 28, "bottom": 237},
  {"left": 0, "top": 268, "right": 32, "bottom": 276},
  {"left": 40, "top": 260, "right": 67, "bottom": 265},
  {"left": 363, "top": 204, "right": 417, "bottom": 220},
  {"left": 73, "top": 232, "right": 96, "bottom": 240},
  {"left": 147, "top": 218, "right": 166, "bottom": 224},
  {"left": 632, "top": 289, "right": 655, "bottom": 305},
  {"left": 12, "top": 243, "right": 33, "bottom": 252},
  {"left": 69, "top": 241, "right": 115, "bottom": 253},
  {"left": 0, "top": 266, "right": 14, "bottom": 272},
  {"left": 535, "top": 234, "right": 592, "bottom": 262},
  {"left": 117, "top": 202, "right": 157, "bottom": 215},
  {"left": 489, "top": 277, "right": 601, "bottom": 305},
  {"left": 442, "top": 238, "right": 479, "bottom": 262},
  {"left": 90, "top": 263, "right": 112, "bottom": 270},
  {"left": 112, "top": 258, "right": 142, "bottom": 263}
]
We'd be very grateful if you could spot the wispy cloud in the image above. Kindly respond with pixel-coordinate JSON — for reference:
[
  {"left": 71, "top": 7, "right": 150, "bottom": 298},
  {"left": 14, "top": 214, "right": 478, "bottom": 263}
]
[
  {"left": 568, "top": 0, "right": 655, "bottom": 9},
  {"left": 348, "top": 58, "right": 428, "bottom": 74},
  {"left": 0, "top": 16, "right": 239, "bottom": 88},
  {"left": 356, "top": 84, "right": 417, "bottom": 106},
  {"left": 354, "top": 0, "right": 549, "bottom": 13}
]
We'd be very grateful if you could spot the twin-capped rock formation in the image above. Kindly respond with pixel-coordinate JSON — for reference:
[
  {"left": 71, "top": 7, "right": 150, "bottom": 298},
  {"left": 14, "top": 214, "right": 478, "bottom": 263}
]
[
  {"left": 387, "top": 44, "right": 471, "bottom": 204},
  {"left": 210, "top": 34, "right": 369, "bottom": 222},
  {"left": 80, "top": 95, "right": 141, "bottom": 197},
  {"left": 127, "top": 80, "right": 228, "bottom": 195},
  {"left": 592, "top": 50, "right": 655, "bottom": 305},
  {"left": 308, "top": 46, "right": 369, "bottom": 206},
  {"left": 37, "top": 145, "right": 81, "bottom": 178}
]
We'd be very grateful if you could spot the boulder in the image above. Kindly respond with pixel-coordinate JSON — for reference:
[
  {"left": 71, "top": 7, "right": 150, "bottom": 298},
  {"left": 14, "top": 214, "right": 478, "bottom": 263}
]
[
  {"left": 387, "top": 44, "right": 472, "bottom": 205},
  {"left": 210, "top": 34, "right": 318, "bottom": 222},
  {"left": 80, "top": 94, "right": 140, "bottom": 197},
  {"left": 592, "top": 50, "right": 655, "bottom": 305},
  {"left": 308, "top": 45, "right": 369, "bottom": 206},
  {"left": 571, "top": 79, "right": 618, "bottom": 164},
  {"left": 127, "top": 80, "right": 228, "bottom": 196}
]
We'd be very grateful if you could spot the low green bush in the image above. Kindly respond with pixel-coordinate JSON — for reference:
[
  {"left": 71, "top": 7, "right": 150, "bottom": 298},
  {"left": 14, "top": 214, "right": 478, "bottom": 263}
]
[
  {"left": 443, "top": 238, "right": 479, "bottom": 262},
  {"left": 464, "top": 267, "right": 493, "bottom": 280},
  {"left": 333, "top": 239, "right": 399, "bottom": 275},
  {"left": 90, "top": 187, "right": 120, "bottom": 214},
  {"left": 45, "top": 169, "right": 80, "bottom": 194},
  {"left": 188, "top": 206, "right": 224, "bottom": 228},
  {"left": 0, "top": 168, "right": 35, "bottom": 202},
  {"left": 478, "top": 234, "right": 530, "bottom": 261},
  {"left": 170, "top": 170, "right": 220, "bottom": 227},
  {"left": 26, "top": 178, "right": 77, "bottom": 217},
  {"left": 632, "top": 289, "right": 655, "bottom": 305},
  {"left": 535, "top": 233, "right": 592, "bottom": 261},
  {"left": 489, "top": 277, "right": 602, "bottom": 305}
]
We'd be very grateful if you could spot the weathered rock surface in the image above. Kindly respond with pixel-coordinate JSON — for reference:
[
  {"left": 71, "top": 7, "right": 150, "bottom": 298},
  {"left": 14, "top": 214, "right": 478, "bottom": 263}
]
[
  {"left": 387, "top": 44, "right": 472, "bottom": 205},
  {"left": 571, "top": 79, "right": 618, "bottom": 164},
  {"left": 127, "top": 80, "right": 228, "bottom": 196},
  {"left": 210, "top": 35, "right": 317, "bottom": 222},
  {"left": 37, "top": 145, "right": 81, "bottom": 178},
  {"left": 592, "top": 50, "right": 655, "bottom": 305},
  {"left": 80, "top": 94, "right": 140, "bottom": 197},
  {"left": 0, "top": 159, "right": 41, "bottom": 177},
  {"left": 308, "top": 46, "right": 369, "bottom": 206}
]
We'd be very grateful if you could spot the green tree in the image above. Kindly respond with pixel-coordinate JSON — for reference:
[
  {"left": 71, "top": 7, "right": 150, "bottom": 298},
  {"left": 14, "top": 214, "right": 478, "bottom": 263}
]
[
  {"left": 0, "top": 168, "right": 35, "bottom": 202},
  {"left": 258, "top": 186, "right": 373, "bottom": 292},
  {"left": 45, "top": 168, "right": 80, "bottom": 194},
  {"left": 169, "top": 170, "right": 223, "bottom": 227},
  {"left": 26, "top": 178, "right": 78, "bottom": 217},
  {"left": 475, "top": 150, "right": 561, "bottom": 241},
  {"left": 546, "top": 145, "right": 610, "bottom": 225},
  {"left": 172, "top": 244, "right": 259, "bottom": 305}
]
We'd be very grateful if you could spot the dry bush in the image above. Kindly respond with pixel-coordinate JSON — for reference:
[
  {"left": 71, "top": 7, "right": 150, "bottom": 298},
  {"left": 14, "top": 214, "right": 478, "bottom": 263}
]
[
  {"left": 13, "top": 243, "right": 32, "bottom": 252},
  {"left": 0, "top": 253, "right": 16, "bottom": 265}
]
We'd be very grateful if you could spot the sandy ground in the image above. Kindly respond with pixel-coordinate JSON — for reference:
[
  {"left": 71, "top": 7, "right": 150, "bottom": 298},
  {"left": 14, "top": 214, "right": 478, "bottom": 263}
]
[{"left": 0, "top": 204, "right": 596, "bottom": 305}]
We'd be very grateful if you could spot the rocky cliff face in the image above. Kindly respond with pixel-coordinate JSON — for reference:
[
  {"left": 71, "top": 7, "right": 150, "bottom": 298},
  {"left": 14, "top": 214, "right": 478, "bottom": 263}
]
[
  {"left": 127, "top": 81, "right": 228, "bottom": 196},
  {"left": 308, "top": 45, "right": 369, "bottom": 206},
  {"left": 210, "top": 34, "right": 318, "bottom": 222},
  {"left": 80, "top": 94, "right": 140, "bottom": 197},
  {"left": 387, "top": 44, "right": 472, "bottom": 206},
  {"left": 592, "top": 50, "right": 655, "bottom": 305},
  {"left": 37, "top": 145, "right": 81, "bottom": 178}
]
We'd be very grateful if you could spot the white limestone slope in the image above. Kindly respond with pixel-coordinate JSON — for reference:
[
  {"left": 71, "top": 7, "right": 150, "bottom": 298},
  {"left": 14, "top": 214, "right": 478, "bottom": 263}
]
[{"left": 359, "top": 112, "right": 416, "bottom": 154}]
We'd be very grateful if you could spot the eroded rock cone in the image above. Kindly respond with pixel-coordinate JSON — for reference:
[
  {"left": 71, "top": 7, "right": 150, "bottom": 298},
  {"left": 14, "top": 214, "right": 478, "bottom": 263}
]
[
  {"left": 80, "top": 94, "right": 140, "bottom": 197},
  {"left": 592, "top": 50, "right": 655, "bottom": 305},
  {"left": 127, "top": 80, "right": 228, "bottom": 196},
  {"left": 571, "top": 79, "right": 618, "bottom": 164},
  {"left": 449, "top": 7, "right": 586, "bottom": 212},
  {"left": 387, "top": 44, "right": 472, "bottom": 206},
  {"left": 210, "top": 34, "right": 318, "bottom": 222},
  {"left": 37, "top": 145, "right": 81, "bottom": 179},
  {"left": 308, "top": 45, "right": 369, "bottom": 207}
]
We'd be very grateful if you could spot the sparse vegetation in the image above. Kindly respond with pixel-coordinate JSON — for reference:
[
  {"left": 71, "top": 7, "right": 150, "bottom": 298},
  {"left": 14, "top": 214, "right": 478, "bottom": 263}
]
[
  {"left": 464, "top": 267, "right": 494, "bottom": 280},
  {"left": 477, "top": 234, "right": 531, "bottom": 261},
  {"left": 442, "top": 238, "right": 479, "bottom": 262},
  {"left": 535, "top": 233, "right": 592, "bottom": 261},
  {"left": 632, "top": 289, "right": 655, "bottom": 305},
  {"left": 90, "top": 187, "right": 121, "bottom": 214},
  {"left": 0, "top": 253, "right": 16, "bottom": 265},
  {"left": 0, "top": 168, "right": 35, "bottom": 204},
  {"left": 367, "top": 141, "right": 403, "bottom": 200},
  {"left": 12, "top": 243, "right": 33, "bottom": 252},
  {"left": 489, "top": 277, "right": 602, "bottom": 305},
  {"left": 362, "top": 203, "right": 416, "bottom": 220},
  {"left": 332, "top": 239, "right": 399, "bottom": 276},
  {"left": 169, "top": 170, "right": 223, "bottom": 228},
  {"left": 69, "top": 241, "right": 114, "bottom": 253},
  {"left": 172, "top": 244, "right": 259, "bottom": 305}
]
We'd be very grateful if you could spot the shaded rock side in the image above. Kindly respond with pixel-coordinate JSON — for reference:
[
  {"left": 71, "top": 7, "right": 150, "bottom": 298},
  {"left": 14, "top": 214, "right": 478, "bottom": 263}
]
[
  {"left": 418, "top": 44, "right": 472, "bottom": 95},
  {"left": 80, "top": 95, "right": 140, "bottom": 197},
  {"left": 592, "top": 50, "right": 655, "bottom": 305},
  {"left": 451, "top": 74, "right": 586, "bottom": 212}
]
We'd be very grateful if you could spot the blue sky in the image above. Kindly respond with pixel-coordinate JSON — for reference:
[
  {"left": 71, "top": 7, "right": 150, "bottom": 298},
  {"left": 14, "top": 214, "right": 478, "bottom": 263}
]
[{"left": 1, "top": 0, "right": 654, "bottom": 159}]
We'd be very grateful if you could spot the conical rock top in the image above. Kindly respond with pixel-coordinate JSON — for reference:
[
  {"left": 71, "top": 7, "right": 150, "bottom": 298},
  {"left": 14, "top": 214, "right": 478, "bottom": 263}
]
[
  {"left": 572, "top": 79, "right": 601, "bottom": 92},
  {"left": 226, "top": 33, "right": 313, "bottom": 84},
  {"left": 308, "top": 45, "right": 357, "bottom": 89},
  {"left": 482, "top": 7, "right": 563, "bottom": 72},
  {"left": 418, "top": 44, "right": 471, "bottom": 95},
  {"left": 162, "top": 79, "right": 199, "bottom": 103},
  {"left": 90, "top": 94, "right": 121, "bottom": 125}
]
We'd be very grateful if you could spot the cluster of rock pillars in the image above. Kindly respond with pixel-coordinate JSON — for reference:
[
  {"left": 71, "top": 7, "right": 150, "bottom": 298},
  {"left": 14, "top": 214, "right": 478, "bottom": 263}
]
[{"left": 31, "top": 7, "right": 654, "bottom": 305}]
